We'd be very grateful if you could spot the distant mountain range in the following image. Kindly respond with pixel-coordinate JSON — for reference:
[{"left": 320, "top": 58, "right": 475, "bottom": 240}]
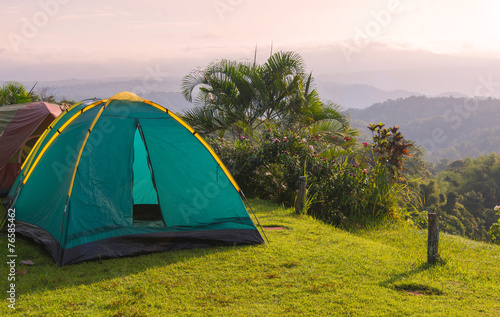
[
  {"left": 16, "top": 77, "right": 499, "bottom": 162},
  {"left": 315, "top": 81, "right": 423, "bottom": 109},
  {"left": 348, "top": 96, "right": 500, "bottom": 163},
  {"left": 21, "top": 77, "right": 193, "bottom": 113},
  {"left": 22, "top": 75, "right": 477, "bottom": 112},
  {"left": 20, "top": 76, "right": 466, "bottom": 111}
]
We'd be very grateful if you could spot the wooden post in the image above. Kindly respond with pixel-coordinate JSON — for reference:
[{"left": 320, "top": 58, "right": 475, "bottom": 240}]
[
  {"left": 295, "top": 176, "right": 307, "bottom": 214},
  {"left": 427, "top": 213, "right": 440, "bottom": 264}
]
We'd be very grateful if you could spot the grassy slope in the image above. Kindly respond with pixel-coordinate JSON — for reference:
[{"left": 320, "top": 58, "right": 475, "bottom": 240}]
[{"left": 1, "top": 199, "right": 499, "bottom": 316}]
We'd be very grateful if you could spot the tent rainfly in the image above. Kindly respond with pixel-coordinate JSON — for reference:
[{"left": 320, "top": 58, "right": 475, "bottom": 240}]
[
  {"left": 4, "top": 92, "right": 264, "bottom": 265},
  {"left": 0, "top": 102, "right": 62, "bottom": 197}
]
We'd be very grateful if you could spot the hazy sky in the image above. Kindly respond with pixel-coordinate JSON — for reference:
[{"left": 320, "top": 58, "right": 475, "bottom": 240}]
[{"left": 2, "top": 0, "right": 500, "bottom": 95}]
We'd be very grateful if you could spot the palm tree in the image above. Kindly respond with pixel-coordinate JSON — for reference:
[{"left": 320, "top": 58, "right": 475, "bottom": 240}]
[
  {"left": 181, "top": 51, "right": 352, "bottom": 139},
  {"left": 258, "top": 51, "right": 306, "bottom": 123},
  {"left": 182, "top": 59, "right": 259, "bottom": 136},
  {"left": 0, "top": 81, "right": 33, "bottom": 105}
]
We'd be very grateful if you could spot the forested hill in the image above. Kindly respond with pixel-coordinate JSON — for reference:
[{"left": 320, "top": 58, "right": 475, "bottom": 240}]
[{"left": 348, "top": 96, "right": 500, "bottom": 163}]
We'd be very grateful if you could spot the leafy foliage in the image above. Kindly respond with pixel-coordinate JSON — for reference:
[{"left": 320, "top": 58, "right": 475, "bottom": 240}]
[
  {"left": 414, "top": 153, "right": 500, "bottom": 241},
  {"left": 181, "top": 51, "right": 350, "bottom": 137},
  {"left": 209, "top": 124, "right": 415, "bottom": 228},
  {"left": 368, "top": 123, "right": 413, "bottom": 175},
  {"left": 489, "top": 206, "right": 500, "bottom": 240},
  {"left": 0, "top": 81, "right": 33, "bottom": 105},
  {"left": 0, "top": 82, "right": 76, "bottom": 106},
  {"left": 349, "top": 96, "right": 500, "bottom": 163}
]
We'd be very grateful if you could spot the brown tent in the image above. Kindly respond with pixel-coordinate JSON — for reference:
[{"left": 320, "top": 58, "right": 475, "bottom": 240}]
[{"left": 0, "top": 102, "right": 61, "bottom": 196}]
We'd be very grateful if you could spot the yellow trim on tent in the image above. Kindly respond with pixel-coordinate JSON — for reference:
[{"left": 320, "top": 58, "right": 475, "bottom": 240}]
[
  {"left": 21, "top": 92, "right": 242, "bottom": 194},
  {"left": 142, "top": 99, "right": 196, "bottom": 133},
  {"left": 67, "top": 99, "right": 112, "bottom": 199},
  {"left": 137, "top": 97, "right": 240, "bottom": 191},
  {"left": 22, "top": 101, "right": 104, "bottom": 185},
  {"left": 143, "top": 100, "right": 167, "bottom": 113},
  {"left": 168, "top": 111, "right": 196, "bottom": 134},
  {"left": 20, "top": 102, "right": 84, "bottom": 172},
  {"left": 20, "top": 127, "right": 50, "bottom": 171},
  {"left": 194, "top": 133, "right": 240, "bottom": 192},
  {"left": 142, "top": 99, "right": 240, "bottom": 191}
]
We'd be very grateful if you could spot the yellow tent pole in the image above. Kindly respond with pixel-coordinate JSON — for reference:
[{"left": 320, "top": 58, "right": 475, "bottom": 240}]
[
  {"left": 66, "top": 100, "right": 111, "bottom": 199},
  {"left": 143, "top": 99, "right": 240, "bottom": 192},
  {"left": 194, "top": 133, "right": 240, "bottom": 192},
  {"left": 20, "top": 127, "right": 50, "bottom": 171},
  {"left": 20, "top": 102, "right": 83, "bottom": 172},
  {"left": 22, "top": 102, "right": 103, "bottom": 185},
  {"left": 59, "top": 98, "right": 111, "bottom": 258},
  {"left": 23, "top": 92, "right": 241, "bottom": 195}
]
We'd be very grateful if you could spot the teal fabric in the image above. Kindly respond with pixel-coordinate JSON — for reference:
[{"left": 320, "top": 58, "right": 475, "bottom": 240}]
[
  {"left": 68, "top": 112, "right": 136, "bottom": 242},
  {"left": 23, "top": 103, "right": 90, "bottom": 172},
  {"left": 139, "top": 117, "right": 250, "bottom": 228},
  {"left": 10, "top": 98, "right": 259, "bottom": 250},
  {"left": 8, "top": 103, "right": 94, "bottom": 197},
  {"left": 132, "top": 127, "right": 158, "bottom": 205},
  {"left": 14, "top": 105, "right": 101, "bottom": 243}
]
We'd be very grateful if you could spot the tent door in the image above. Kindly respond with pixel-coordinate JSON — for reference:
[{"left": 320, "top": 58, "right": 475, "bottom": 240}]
[{"left": 132, "top": 121, "right": 165, "bottom": 227}]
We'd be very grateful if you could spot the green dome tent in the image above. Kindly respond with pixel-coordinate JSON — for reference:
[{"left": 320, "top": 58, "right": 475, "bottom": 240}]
[{"left": 5, "top": 92, "right": 264, "bottom": 265}]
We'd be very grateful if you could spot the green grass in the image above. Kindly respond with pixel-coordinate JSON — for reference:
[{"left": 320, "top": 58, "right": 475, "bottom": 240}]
[{"left": 1, "top": 199, "right": 500, "bottom": 316}]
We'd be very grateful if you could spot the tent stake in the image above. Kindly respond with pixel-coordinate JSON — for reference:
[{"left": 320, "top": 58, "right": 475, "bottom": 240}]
[{"left": 241, "top": 191, "right": 269, "bottom": 244}]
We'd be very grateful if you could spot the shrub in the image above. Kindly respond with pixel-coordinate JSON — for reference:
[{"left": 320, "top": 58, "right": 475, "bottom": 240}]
[
  {"left": 207, "top": 123, "right": 413, "bottom": 228},
  {"left": 488, "top": 205, "right": 500, "bottom": 241}
]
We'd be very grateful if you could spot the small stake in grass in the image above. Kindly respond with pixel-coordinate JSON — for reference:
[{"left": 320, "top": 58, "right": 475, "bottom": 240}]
[
  {"left": 427, "top": 213, "right": 440, "bottom": 264},
  {"left": 295, "top": 176, "right": 307, "bottom": 214}
]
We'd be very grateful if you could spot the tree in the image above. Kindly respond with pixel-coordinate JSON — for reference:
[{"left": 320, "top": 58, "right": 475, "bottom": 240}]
[
  {"left": 427, "top": 154, "right": 500, "bottom": 241},
  {"left": 181, "top": 51, "right": 351, "bottom": 137},
  {"left": 32, "top": 86, "right": 58, "bottom": 103},
  {"left": 0, "top": 81, "right": 33, "bottom": 105}
]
